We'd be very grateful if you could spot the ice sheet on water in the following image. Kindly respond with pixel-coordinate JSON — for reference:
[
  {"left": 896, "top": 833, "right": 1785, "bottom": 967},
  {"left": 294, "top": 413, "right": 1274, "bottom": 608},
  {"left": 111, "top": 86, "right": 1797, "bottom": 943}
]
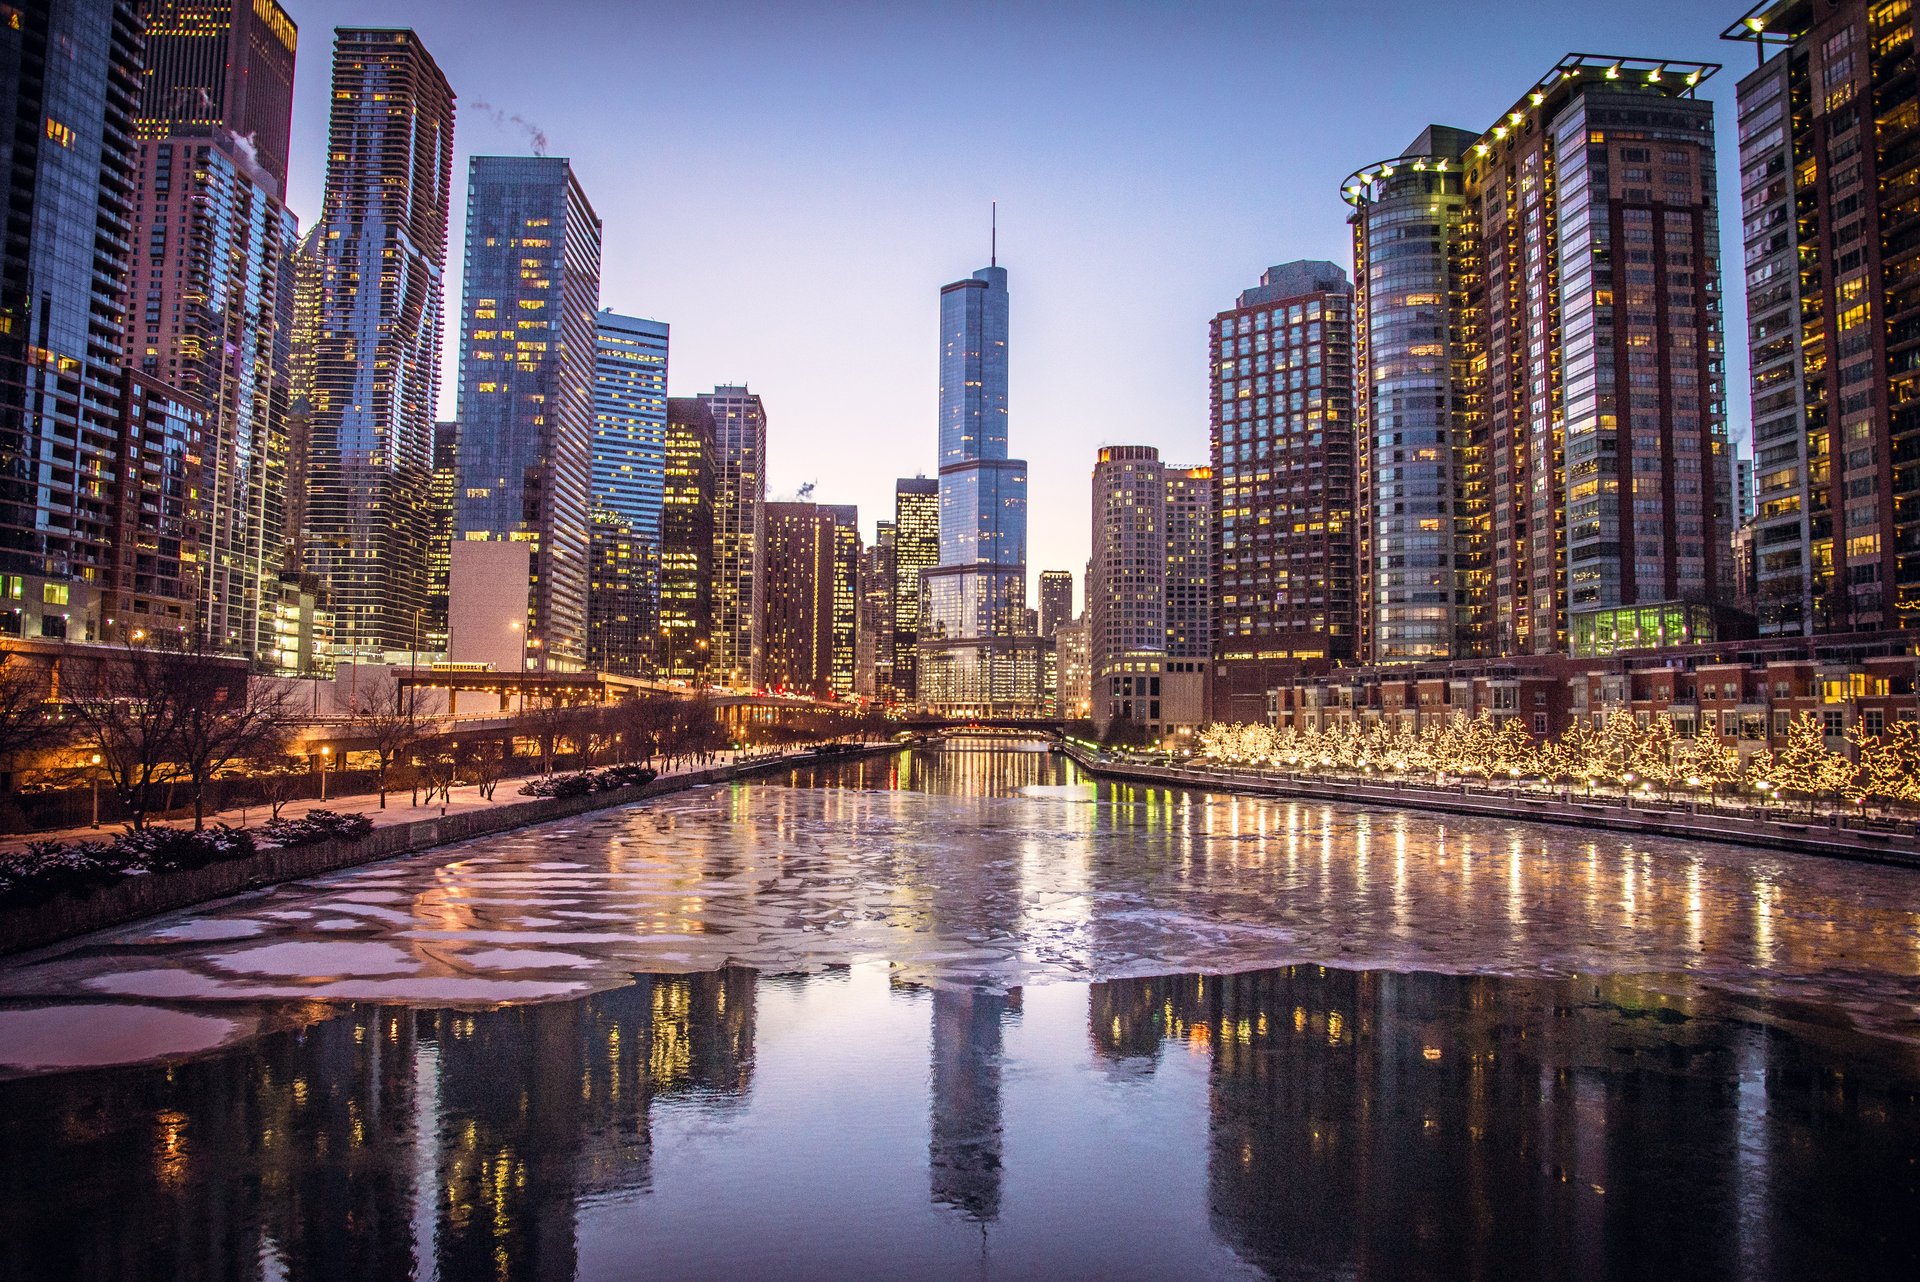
[
  {"left": 206, "top": 940, "right": 420, "bottom": 978},
  {"left": 0, "top": 1003, "right": 251, "bottom": 1073},
  {"left": 142, "top": 919, "right": 267, "bottom": 943}
]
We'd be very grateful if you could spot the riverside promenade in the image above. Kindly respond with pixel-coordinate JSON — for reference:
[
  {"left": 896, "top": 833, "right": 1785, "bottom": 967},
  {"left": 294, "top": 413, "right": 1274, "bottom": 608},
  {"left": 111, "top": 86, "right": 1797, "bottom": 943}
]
[
  {"left": 1, "top": 741, "right": 901, "bottom": 955},
  {"left": 1063, "top": 743, "right": 1920, "bottom": 868}
]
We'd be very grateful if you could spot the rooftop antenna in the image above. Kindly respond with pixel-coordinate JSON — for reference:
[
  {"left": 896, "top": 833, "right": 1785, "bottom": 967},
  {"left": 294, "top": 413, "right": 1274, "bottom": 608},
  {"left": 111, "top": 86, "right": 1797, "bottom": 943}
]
[{"left": 991, "top": 201, "right": 997, "bottom": 267}]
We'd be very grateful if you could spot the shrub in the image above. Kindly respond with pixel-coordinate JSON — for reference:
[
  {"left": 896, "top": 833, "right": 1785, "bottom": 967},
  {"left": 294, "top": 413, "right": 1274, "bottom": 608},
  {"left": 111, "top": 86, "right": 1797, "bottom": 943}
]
[
  {"left": 263, "top": 809, "right": 375, "bottom": 848},
  {"left": 519, "top": 771, "right": 595, "bottom": 798},
  {"left": 115, "top": 824, "right": 256, "bottom": 873},
  {"left": 0, "top": 824, "right": 256, "bottom": 907},
  {"left": 594, "top": 764, "right": 657, "bottom": 792}
]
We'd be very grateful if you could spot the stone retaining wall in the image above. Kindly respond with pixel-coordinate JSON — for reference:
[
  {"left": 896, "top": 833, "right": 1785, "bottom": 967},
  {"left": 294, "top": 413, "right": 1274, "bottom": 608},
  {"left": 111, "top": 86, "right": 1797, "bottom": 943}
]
[
  {"left": 1, "top": 745, "right": 899, "bottom": 956},
  {"left": 1064, "top": 748, "right": 1920, "bottom": 869}
]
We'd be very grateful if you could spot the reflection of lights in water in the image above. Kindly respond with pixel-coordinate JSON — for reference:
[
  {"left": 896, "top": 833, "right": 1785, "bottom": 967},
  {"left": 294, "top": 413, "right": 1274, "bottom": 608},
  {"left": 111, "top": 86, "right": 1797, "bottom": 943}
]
[
  {"left": 1754, "top": 878, "right": 1777, "bottom": 967},
  {"left": 154, "top": 1108, "right": 188, "bottom": 1187}
]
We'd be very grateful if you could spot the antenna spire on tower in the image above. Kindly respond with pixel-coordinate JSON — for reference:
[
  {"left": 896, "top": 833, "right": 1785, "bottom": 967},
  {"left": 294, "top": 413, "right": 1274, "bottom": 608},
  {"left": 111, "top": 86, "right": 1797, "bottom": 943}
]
[{"left": 991, "top": 201, "right": 997, "bottom": 267}]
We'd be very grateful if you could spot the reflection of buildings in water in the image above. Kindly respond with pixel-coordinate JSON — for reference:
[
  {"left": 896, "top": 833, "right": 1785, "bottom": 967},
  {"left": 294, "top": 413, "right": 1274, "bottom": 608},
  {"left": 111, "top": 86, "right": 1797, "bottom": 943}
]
[
  {"left": 1087, "top": 966, "right": 1920, "bottom": 1280},
  {"left": 928, "top": 985, "right": 1023, "bottom": 1223},
  {"left": 0, "top": 970, "right": 758, "bottom": 1282},
  {"left": 428, "top": 968, "right": 757, "bottom": 1279}
]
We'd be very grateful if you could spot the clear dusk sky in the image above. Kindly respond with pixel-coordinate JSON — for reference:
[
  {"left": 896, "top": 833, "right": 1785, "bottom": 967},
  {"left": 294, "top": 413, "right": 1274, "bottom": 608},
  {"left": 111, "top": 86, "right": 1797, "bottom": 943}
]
[{"left": 285, "top": 0, "right": 1759, "bottom": 602}]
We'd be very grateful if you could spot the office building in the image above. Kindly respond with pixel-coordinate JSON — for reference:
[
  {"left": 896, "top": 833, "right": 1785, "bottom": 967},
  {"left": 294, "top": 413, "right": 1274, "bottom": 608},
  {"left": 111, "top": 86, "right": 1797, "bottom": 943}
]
[
  {"left": 454, "top": 155, "right": 602, "bottom": 670},
  {"left": 306, "top": 28, "right": 455, "bottom": 659},
  {"left": 759, "top": 502, "right": 859, "bottom": 699},
  {"left": 918, "top": 254, "right": 1047, "bottom": 714},
  {"left": 592, "top": 312, "right": 669, "bottom": 543},
  {"left": 427, "top": 420, "right": 457, "bottom": 650},
  {"left": 1038, "top": 570, "right": 1074, "bottom": 638},
  {"left": 129, "top": 0, "right": 301, "bottom": 662},
  {"left": 659, "top": 398, "right": 715, "bottom": 682},
  {"left": 1728, "top": 4, "right": 1910, "bottom": 634},
  {"left": 587, "top": 508, "right": 653, "bottom": 676},
  {"left": 1343, "top": 125, "right": 1489, "bottom": 664},
  {"left": 892, "top": 476, "right": 939, "bottom": 701},
  {"left": 107, "top": 371, "right": 208, "bottom": 637},
  {"left": 691, "top": 385, "right": 766, "bottom": 688},
  {"left": 1089, "top": 446, "right": 1211, "bottom": 737},
  {"left": 1055, "top": 615, "right": 1091, "bottom": 720},
  {"left": 1208, "top": 261, "right": 1357, "bottom": 721},
  {"left": 0, "top": 0, "right": 145, "bottom": 641},
  {"left": 858, "top": 521, "right": 895, "bottom": 698}
]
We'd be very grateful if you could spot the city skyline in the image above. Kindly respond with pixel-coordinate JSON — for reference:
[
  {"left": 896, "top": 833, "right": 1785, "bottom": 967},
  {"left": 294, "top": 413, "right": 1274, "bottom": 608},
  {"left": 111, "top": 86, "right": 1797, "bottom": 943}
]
[{"left": 277, "top": 0, "right": 1755, "bottom": 586}]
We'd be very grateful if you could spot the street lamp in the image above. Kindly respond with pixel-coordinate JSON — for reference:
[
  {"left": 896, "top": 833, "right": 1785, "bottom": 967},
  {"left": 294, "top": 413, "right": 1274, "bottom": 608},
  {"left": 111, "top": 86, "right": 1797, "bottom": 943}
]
[
  {"left": 89, "top": 753, "right": 102, "bottom": 828},
  {"left": 320, "top": 745, "right": 332, "bottom": 802}
]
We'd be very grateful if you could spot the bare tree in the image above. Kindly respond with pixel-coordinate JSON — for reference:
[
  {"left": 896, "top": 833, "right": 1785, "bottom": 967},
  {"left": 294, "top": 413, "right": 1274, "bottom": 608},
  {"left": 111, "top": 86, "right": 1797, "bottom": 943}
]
[
  {"left": 517, "top": 698, "right": 580, "bottom": 774},
  {"left": 412, "top": 739, "right": 457, "bottom": 807},
  {"left": 250, "top": 756, "right": 307, "bottom": 820},
  {"left": 173, "top": 672, "right": 299, "bottom": 828},
  {"left": 0, "top": 649, "right": 67, "bottom": 786},
  {"left": 462, "top": 736, "right": 508, "bottom": 801},
  {"left": 62, "top": 642, "right": 192, "bottom": 830},
  {"left": 346, "top": 672, "right": 432, "bottom": 808}
]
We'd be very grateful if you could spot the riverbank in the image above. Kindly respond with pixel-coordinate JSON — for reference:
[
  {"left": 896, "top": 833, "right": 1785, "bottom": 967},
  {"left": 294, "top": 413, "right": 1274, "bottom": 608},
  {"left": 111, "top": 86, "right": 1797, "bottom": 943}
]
[
  {"left": 0, "top": 741, "right": 902, "bottom": 955},
  {"left": 1063, "top": 744, "right": 1920, "bottom": 868}
]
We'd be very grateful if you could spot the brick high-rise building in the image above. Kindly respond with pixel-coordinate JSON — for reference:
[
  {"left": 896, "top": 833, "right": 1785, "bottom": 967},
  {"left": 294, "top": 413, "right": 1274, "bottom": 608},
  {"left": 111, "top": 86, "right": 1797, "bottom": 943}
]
[
  {"left": 307, "top": 28, "right": 455, "bottom": 660},
  {"left": 1344, "top": 56, "right": 1734, "bottom": 661},
  {"left": 128, "top": 0, "right": 301, "bottom": 663},
  {"left": 1728, "top": 4, "right": 1915, "bottom": 635},
  {"left": 759, "top": 501, "right": 859, "bottom": 699},
  {"left": 454, "top": 156, "right": 602, "bottom": 670},
  {"left": 1208, "top": 261, "right": 1357, "bottom": 722}
]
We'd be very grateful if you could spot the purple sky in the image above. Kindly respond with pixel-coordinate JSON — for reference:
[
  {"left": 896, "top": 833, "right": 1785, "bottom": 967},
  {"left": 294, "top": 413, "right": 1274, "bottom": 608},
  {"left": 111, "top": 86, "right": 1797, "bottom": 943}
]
[{"left": 285, "top": 0, "right": 1757, "bottom": 601}]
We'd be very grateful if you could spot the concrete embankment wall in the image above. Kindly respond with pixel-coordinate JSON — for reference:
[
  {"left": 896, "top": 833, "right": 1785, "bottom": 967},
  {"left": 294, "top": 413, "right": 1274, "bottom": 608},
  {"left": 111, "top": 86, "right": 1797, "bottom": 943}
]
[
  {"left": 1063, "top": 746, "right": 1920, "bottom": 870},
  {"left": 1, "top": 745, "right": 900, "bottom": 956}
]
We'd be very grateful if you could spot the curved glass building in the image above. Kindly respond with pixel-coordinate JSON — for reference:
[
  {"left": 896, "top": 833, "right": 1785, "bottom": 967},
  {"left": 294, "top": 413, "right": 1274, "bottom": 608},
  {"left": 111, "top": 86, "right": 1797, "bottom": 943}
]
[{"left": 1343, "top": 126, "right": 1487, "bottom": 663}]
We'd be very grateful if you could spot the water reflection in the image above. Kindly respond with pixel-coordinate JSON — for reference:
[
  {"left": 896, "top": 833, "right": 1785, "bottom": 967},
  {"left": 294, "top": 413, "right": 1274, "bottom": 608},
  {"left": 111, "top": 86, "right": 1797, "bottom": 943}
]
[{"left": 2, "top": 963, "right": 1916, "bottom": 1281}]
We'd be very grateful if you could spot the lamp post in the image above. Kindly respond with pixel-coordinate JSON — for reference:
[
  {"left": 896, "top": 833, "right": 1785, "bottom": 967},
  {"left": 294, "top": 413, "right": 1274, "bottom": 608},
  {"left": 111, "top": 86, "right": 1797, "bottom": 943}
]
[
  {"left": 89, "top": 753, "right": 102, "bottom": 828},
  {"left": 320, "top": 745, "right": 332, "bottom": 802}
]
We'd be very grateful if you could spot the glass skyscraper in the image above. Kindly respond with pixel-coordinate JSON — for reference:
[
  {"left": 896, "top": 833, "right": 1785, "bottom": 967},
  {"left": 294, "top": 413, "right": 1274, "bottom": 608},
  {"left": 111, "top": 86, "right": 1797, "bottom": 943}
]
[
  {"left": 917, "top": 257, "right": 1046, "bottom": 714},
  {"left": 307, "top": 28, "right": 454, "bottom": 659},
  {"left": 592, "top": 311, "right": 669, "bottom": 545},
  {"left": 454, "top": 156, "right": 603, "bottom": 670},
  {"left": 129, "top": 0, "right": 301, "bottom": 665}
]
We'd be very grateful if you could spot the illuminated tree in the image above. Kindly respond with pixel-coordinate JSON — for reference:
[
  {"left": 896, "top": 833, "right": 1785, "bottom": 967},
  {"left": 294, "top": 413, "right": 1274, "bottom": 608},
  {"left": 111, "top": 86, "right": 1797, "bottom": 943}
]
[
  {"left": 1775, "top": 711, "right": 1849, "bottom": 815},
  {"left": 1632, "top": 715, "right": 1681, "bottom": 796},
  {"left": 1491, "top": 716, "right": 1537, "bottom": 780},
  {"left": 1596, "top": 712, "right": 1643, "bottom": 787}
]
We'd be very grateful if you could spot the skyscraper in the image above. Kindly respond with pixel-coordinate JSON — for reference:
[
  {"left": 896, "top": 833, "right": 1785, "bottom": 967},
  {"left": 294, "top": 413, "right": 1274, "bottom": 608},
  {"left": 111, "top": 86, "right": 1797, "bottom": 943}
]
[
  {"left": 858, "top": 521, "right": 895, "bottom": 698},
  {"left": 307, "top": 28, "right": 454, "bottom": 659},
  {"left": 1208, "top": 261, "right": 1358, "bottom": 722},
  {"left": 918, "top": 251, "right": 1047, "bottom": 714},
  {"left": 592, "top": 312, "right": 669, "bottom": 544},
  {"left": 427, "top": 420, "right": 457, "bottom": 649},
  {"left": 1344, "top": 125, "right": 1488, "bottom": 664},
  {"left": 1470, "top": 55, "right": 1728, "bottom": 655},
  {"left": 659, "top": 399, "right": 715, "bottom": 682},
  {"left": 695, "top": 386, "right": 766, "bottom": 688},
  {"left": 454, "top": 155, "right": 602, "bottom": 670},
  {"left": 587, "top": 508, "right": 652, "bottom": 677},
  {"left": 0, "top": 0, "right": 147, "bottom": 642},
  {"left": 1038, "top": 570, "right": 1074, "bottom": 638},
  {"left": 1728, "top": 5, "right": 1904, "bottom": 635},
  {"left": 1089, "top": 446, "right": 1211, "bottom": 736},
  {"left": 129, "top": 0, "right": 301, "bottom": 663},
  {"left": 759, "top": 501, "right": 858, "bottom": 699},
  {"left": 891, "top": 476, "right": 939, "bottom": 702}
]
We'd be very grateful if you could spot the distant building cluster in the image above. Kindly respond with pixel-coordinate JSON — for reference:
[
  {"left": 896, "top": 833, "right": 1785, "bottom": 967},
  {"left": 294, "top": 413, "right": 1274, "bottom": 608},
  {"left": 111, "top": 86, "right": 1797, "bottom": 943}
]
[{"left": 1086, "top": 9, "right": 1920, "bottom": 751}]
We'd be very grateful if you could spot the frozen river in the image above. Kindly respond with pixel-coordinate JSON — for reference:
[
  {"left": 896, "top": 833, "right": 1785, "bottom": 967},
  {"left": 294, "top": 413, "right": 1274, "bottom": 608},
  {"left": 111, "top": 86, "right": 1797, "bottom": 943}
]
[{"left": 1, "top": 741, "right": 1916, "bottom": 1279}]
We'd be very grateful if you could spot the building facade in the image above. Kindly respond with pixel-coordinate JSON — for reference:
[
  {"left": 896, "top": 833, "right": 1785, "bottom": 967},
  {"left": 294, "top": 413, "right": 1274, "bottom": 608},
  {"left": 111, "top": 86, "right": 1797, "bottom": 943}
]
[
  {"left": 1208, "top": 261, "right": 1358, "bottom": 723},
  {"left": 1467, "top": 55, "right": 1732, "bottom": 655},
  {"left": 918, "top": 259, "right": 1045, "bottom": 714},
  {"left": 591, "top": 312, "right": 669, "bottom": 545},
  {"left": 1089, "top": 446, "right": 1212, "bottom": 737},
  {"left": 682, "top": 386, "right": 766, "bottom": 689},
  {"left": 453, "top": 155, "right": 602, "bottom": 670},
  {"left": 129, "top": 0, "right": 301, "bottom": 664},
  {"left": 1729, "top": 3, "right": 1916, "bottom": 636},
  {"left": 587, "top": 507, "right": 652, "bottom": 676},
  {"left": 857, "top": 520, "right": 895, "bottom": 698},
  {"left": 1038, "top": 570, "right": 1073, "bottom": 639},
  {"left": 892, "top": 476, "right": 939, "bottom": 702},
  {"left": 759, "top": 502, "right": 859, "bottom": 699},
  {"left": 0, "top": 0, "right": 148, "bottom": 644},
  {"left": 1344, "top": 125, "right": 1488, "bottom": 665},
  {"left": 659, "top": 398, "right": 715, "bottom": 682},
  {"left": 306, "top": 28, "right": 455, "bottom": 659}
]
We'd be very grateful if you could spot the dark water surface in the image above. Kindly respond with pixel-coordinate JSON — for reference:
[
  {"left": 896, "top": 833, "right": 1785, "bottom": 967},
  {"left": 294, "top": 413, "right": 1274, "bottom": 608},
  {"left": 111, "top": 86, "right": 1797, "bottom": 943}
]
[{"left": 1, "top": 744, "right": 1917, "bottom": 1280}]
